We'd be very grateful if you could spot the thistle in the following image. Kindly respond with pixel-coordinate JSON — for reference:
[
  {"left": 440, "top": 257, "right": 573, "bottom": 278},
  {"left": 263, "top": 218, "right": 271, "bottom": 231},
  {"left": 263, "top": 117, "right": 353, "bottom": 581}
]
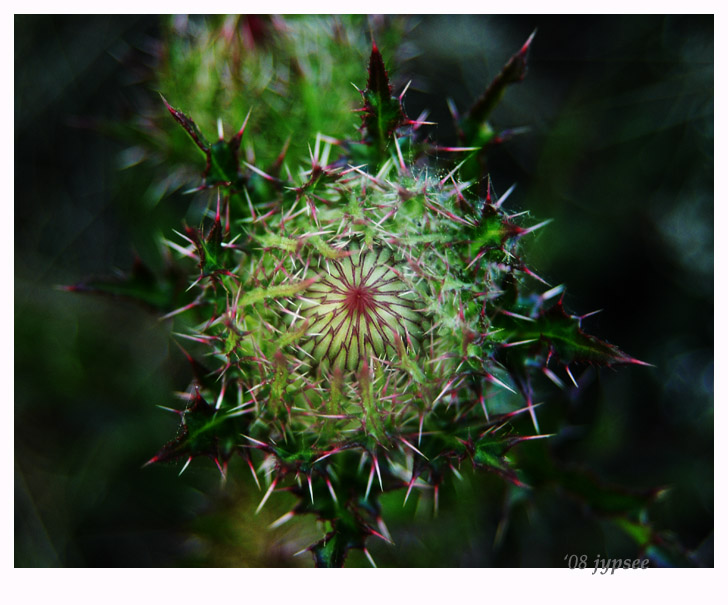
[{"left": 72, "top": 16, "right": 653, "bottom": 567}]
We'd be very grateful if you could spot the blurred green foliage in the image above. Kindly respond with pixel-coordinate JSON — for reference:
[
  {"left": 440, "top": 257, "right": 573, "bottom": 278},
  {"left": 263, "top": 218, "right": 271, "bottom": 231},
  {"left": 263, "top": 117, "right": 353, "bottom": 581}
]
[{"left": 15, "top": 14, "right": 712, "bottom": 567}]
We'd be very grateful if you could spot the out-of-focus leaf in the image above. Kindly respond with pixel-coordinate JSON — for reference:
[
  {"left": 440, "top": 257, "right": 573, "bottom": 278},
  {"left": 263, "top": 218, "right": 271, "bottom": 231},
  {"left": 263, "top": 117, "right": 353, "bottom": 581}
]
[
  {"left": 460, "top": 31, "right": 536, "bottom": 145},
  {"left": 161, "top": 95, "right": 210, "bottom": 154},
  {"left": 64, "top": 256, "right": 190, "bottom": 313}
]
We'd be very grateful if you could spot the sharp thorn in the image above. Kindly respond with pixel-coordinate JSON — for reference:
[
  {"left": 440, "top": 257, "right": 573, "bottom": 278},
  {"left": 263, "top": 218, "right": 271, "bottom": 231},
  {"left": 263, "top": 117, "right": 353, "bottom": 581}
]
[
  {"left": 268, "top": 511, "right": 295, "bottom": 530},
  {"left": 363, "top": 548, "right": 377, "bottom": 568},
  {"left": 365, "top": 463, "right": 375, "bottom": 500},
  {"left": 255, "top": 477, "right": 277, "bottom": 514},
  {"left": 178, "top": 456, "right": 192, "bottom": 477}
]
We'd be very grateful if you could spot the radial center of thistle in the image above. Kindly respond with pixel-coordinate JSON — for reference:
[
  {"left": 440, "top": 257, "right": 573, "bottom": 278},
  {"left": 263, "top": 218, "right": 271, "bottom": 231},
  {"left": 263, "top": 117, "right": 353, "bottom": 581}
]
[{"left": 344, "top": 284, "right": 375, "bottom": 317}]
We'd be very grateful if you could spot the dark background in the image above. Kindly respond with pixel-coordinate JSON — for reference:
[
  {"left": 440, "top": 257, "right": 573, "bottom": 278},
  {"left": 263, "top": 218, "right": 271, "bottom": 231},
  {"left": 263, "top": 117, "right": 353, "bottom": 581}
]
[{"left": 15, "top": 15, "right": 713, "bottom": 567}]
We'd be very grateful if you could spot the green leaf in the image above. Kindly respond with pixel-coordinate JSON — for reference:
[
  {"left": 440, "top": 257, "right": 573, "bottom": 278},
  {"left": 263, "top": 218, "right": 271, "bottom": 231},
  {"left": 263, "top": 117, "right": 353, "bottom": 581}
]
[
  {"left": 238, "top": 277, "right": 319, "bottom": 307},
  {"left": 495, "top": 299, "right": 647, "bottom": 368},
  {"left": 310, "top": 510, "right": 369, "bottom": 568},
  {"left": 207, "top": 138, "right": 242, "bottom": 186},
  {"left": 360, "top": 43, "right": 406, "bottom": 159},
  {"left": 473, "top": 433, "right": 531, "bottom": 486},
  {"left": 146, "top": 389, "right": 243, "bottom": 468},
  {"left": 455, "top": 32, "right": 535, "bottom": 182},
  {"left": 254, "top": 232, "right": 299, "bottom": 253},
  {"left": 461, "top": 31, "right": 535, "bottom": 141},
  {"left": 162, "top": 95, "right": 247, "bottom": 189},
  {"left": 161, "top": 94, "right": 210, "bottom": 154},
  {"left": 311, "top": 529, "right": 350, "bottom": 568}
]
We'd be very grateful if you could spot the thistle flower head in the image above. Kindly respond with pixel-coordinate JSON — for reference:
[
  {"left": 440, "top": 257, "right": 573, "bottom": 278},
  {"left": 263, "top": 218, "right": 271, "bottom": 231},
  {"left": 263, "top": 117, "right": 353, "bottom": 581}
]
[{"left": 301, "top": 246, "right": 421, "bottom": 371}]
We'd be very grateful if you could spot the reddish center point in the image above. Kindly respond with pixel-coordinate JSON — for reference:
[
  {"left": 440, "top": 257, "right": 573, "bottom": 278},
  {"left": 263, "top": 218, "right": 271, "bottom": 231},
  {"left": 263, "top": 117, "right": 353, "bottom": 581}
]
[{"left": 344, "top": 285, "right": 376, "bottom": 317}]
